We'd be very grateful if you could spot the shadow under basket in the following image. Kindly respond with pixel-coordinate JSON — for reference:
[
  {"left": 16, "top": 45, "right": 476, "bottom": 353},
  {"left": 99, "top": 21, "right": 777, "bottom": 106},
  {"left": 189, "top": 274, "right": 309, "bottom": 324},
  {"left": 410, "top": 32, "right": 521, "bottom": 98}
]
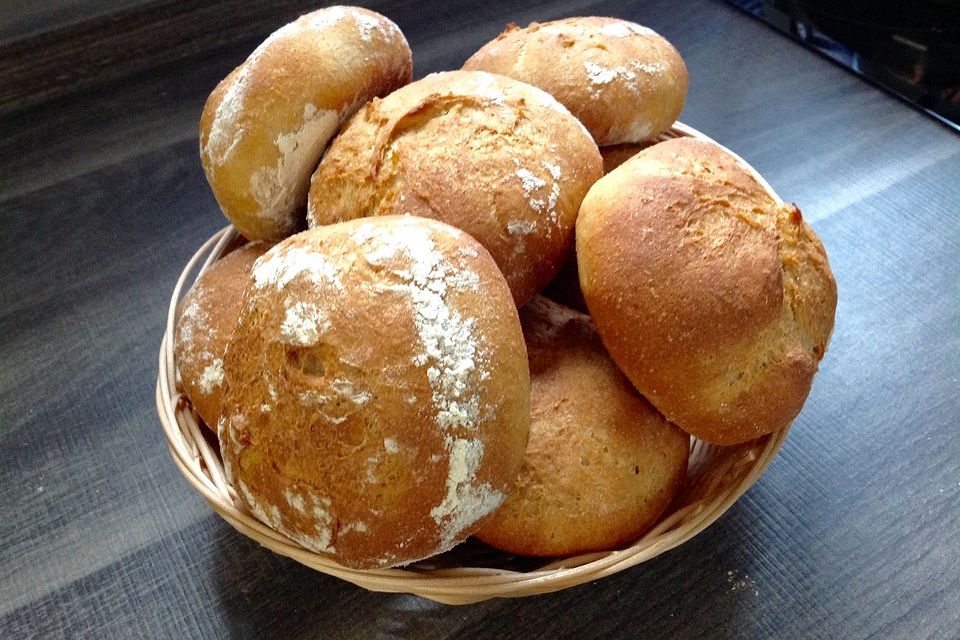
[{"left": 155, "top": 122, "right": 791, "bottom": 605}]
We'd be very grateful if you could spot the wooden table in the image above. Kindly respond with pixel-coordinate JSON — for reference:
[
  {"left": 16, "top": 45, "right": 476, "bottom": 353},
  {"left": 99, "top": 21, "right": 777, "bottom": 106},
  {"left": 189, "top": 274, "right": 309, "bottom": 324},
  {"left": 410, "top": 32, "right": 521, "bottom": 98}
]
[{"left": 2, "top": 0, "right": 957, "bottom": 637}]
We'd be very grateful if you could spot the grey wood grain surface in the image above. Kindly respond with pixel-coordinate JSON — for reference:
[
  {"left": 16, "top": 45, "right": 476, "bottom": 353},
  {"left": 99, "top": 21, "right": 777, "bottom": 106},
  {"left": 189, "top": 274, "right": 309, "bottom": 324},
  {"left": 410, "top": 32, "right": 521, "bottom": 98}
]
[
  {"left": 0, "top": 0, "right": 153, "bottom": 44},
  {"left": 1, "top": 0, "right": 958, "bottom": 637}
]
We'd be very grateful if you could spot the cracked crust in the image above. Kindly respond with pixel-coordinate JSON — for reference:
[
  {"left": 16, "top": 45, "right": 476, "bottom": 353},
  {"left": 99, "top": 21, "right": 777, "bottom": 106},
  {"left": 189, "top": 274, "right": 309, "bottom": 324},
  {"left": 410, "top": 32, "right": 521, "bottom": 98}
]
[
  {"left": 577, "top": 137, "right": 837, "bottom": 444},
  {"left": 199, "top": 6, "right": 412, "bottom": 241},
  {"left": 217, "top": 216, "right": 530, "bottom": 568},
  {"left": 306, "top": 70, "right": 603, "bottom": 306}
]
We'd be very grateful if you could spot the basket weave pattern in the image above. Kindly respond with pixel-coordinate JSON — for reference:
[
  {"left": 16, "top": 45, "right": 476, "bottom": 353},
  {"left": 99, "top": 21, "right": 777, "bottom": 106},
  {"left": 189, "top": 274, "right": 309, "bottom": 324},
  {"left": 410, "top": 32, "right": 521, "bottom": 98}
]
[{"left": 156, "top": 123, "right": 789, "bottom": 605}]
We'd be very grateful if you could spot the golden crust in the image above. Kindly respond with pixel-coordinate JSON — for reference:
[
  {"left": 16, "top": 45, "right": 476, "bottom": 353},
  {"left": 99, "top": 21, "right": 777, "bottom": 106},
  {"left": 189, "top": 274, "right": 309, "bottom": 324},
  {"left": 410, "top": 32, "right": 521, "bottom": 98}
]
[
  {"left": 463, "top": 17, "right": 687, "bottom": 145},
  {"left": 306, "top": 70, "right": 603, "bottom": 306},
  {"left": 577, "top": 138, "right": 837, "bottom": 444},
  {"left": 199, "top": 6, "right": 412, "bottom": 241},
  {"left": 217, "top": 216, "right": 530, "bottom": 568},
  {"left": 174, "top": 242, "right": 270, "bottom": 430},
  {"left": 475, "top": 297, "right": 689, "bottom": 556}
]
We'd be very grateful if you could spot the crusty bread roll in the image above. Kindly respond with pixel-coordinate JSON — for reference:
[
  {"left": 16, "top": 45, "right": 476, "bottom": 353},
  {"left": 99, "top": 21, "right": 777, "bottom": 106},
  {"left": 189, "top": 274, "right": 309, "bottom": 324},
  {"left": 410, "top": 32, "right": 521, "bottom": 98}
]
[
  {"left": 577, "top": 137, "right": 837, "bottom": 445},
  {"left": 463, "top": 17, "right": 687, "bottom": 145},
  {"left": 475, "top": 297, "right": 689, "bottom": 556},
  {"left": 218, "top": 216, "right": 530, "bottom": 568},
  {"left": 306, "top": 70, "right": 603, "bottom": 306},
  {"left": 200, "top": 6, "right": 412, "bottom": 241},
  {"left": 175, "top": 242, "right": 270, "bottom": 429}
]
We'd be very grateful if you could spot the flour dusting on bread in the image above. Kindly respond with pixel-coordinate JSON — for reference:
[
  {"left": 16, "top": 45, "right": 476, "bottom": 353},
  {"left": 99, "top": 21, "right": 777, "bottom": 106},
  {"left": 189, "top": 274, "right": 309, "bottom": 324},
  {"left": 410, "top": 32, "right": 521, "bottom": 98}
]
[
  {"left": 430, "top": 436, "right": 503, "bottom": 549},
  {"left": 249, "top": 104, "right": 340, "bottom": 222},
  {"left": 280, "top": 300, "right": 330, "bottom": 346},
  {"left": 253, "top": 245, "right": 344, "bottom": 291}
]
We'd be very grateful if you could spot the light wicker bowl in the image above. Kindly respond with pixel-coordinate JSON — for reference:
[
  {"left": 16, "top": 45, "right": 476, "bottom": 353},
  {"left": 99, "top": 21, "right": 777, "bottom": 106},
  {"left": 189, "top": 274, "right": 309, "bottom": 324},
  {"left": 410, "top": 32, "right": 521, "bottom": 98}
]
[{"left": 156, "top": 122, "right": 790, "bottom": 605}]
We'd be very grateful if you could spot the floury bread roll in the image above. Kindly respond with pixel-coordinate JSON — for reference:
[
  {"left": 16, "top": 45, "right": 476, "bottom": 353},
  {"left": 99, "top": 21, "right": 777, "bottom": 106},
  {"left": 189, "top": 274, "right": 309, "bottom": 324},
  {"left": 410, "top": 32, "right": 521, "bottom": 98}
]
[
  {"left": 577, "top": 138, "right": 837, "bottom": 445},
  {"left": 200, "top": 6, "right": 412, "bottom": 241},
  {"left": 174, "top": 242, "right": 270, "bottom": 430},
  {"left": 218, "top": 216, "right": 530, "bottom": 569},
  {"left": 476, "top": 297, "right": 689, "bottom": 557},
  {"left": 463, "top": 17, "right": 687, "bottom": 145},
  {"left": 306, "top": 70, "right": 603, "bottom": 306}
]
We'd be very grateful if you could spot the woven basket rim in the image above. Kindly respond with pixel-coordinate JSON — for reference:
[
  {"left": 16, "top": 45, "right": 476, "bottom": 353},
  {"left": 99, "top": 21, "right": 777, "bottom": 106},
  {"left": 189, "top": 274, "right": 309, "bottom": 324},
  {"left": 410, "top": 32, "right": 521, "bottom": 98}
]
[{"left": 156, "top": 121, "right": 790, "bottom": 605}]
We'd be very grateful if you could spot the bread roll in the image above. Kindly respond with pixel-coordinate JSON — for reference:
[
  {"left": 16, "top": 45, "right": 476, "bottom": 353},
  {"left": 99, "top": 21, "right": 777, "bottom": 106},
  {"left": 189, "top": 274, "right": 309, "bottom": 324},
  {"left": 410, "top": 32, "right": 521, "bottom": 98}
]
[
  {"left": 218, "top": 216, "right": 530, "bottom": 568},
  {"left": 200, "top": 6, "right": 412, "bottom": 241},
  {"left": 577, "top": 137, "right": 837, "bottom": 445},
  {"left": 476, "top": 297, "right": 689, "bottom": 556},
  {"left": 174, "top": 242, "right": 269, "bottom": 429},
  {"left": 306, "top": 70, "right": 603, "bottom": 306},
  {"left": 463, "top": 17, "right": 687, "bottom": 145}
]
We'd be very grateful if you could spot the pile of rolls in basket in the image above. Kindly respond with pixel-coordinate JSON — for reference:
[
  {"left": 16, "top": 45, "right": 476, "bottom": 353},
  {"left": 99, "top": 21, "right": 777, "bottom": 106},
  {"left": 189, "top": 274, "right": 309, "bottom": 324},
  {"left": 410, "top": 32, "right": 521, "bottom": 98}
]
[{"left": 156, "top": 6, "right": 837, "bottom": 604}]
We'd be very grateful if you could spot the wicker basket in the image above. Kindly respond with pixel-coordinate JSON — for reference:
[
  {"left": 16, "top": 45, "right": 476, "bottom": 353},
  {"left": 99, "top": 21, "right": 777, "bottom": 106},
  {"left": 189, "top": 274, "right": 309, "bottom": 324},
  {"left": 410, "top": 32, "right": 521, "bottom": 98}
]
[{"left": 156, "top": 122, "right": 790, "bottom": 605}]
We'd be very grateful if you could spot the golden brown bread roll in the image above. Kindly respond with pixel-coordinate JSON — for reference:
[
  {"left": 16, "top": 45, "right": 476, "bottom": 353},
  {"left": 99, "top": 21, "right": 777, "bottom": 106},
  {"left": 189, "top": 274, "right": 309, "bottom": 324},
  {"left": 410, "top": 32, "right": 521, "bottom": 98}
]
[
  {"left": 200, "top": 6, "right": 412, "bottom": 241},
  {"left": 475, "top": 296, "right": 689, "bottom": 556},
  {"left": 463, "top": 17, "right": 687, "bottom": 145},
  {"left": 577, "top": 137, "right": 837, "bottom": 445},
  {"left": 174, "top": 242, "right": 270, "bottom": 429},
  {"left": 218, "top": 216, "right": 530, "bottom": 568},
  {"left": 306, "top": 70, "right": 603, "bottom": 306}
]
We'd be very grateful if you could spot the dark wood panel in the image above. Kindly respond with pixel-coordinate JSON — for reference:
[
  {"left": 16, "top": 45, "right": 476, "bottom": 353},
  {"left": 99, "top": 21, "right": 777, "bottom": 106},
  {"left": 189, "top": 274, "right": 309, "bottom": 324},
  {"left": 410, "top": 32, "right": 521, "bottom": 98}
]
[
  {"left": 0, "top": 0, "right": 349, "bottom": 115},
  {"left": 0, "top": 0, "right": 153, "bottom": 45}
]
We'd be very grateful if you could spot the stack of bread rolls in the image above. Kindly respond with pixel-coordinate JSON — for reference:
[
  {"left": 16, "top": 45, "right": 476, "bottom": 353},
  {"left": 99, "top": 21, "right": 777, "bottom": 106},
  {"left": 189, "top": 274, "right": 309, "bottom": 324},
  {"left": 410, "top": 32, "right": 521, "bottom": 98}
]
[{"left": 176, "top": 6, "right": 836, "bottom": 568}]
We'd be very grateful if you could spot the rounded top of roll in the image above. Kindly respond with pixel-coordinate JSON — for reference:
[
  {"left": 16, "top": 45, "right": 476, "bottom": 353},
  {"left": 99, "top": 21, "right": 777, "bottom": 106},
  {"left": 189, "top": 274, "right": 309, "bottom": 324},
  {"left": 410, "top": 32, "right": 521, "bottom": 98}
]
[{"left": 463, "top": 16, "right": 688, "bottom": 145}]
